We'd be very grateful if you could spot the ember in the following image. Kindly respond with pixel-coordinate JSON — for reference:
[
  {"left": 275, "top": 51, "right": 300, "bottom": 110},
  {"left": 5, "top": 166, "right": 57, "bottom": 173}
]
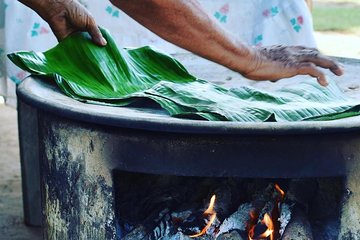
[
  {"left": 115, "top": 174, "right": 342, "bottom": 240},
  {"left": 249, "top": 213, "right": 274, "bottom": 240},
  {"left": 248, "top": 184, "right": 284, "bottom": 240}
]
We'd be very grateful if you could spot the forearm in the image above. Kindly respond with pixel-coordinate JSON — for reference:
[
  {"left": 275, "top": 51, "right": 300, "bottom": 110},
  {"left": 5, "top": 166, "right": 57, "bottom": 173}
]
[
  {"left": 18, "top": 0, "right": 342, "bottom": 84},
  {"left": 18, "top": 0, "right": 42, "bottom": 9},
  {"left": 111, "top": 0, "right": 254, "bottom": 74},
  {"left": 18, "top": 0, "right": 64, "bottom": 21}
]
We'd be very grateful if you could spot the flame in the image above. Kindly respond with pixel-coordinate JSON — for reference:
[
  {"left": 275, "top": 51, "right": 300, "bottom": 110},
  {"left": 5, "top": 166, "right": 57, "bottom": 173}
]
[
  {"left": 204, "top": 195, "right": 216, "bottom": 215},
  {"left": 189, "top": 213, "right": 217, "bottom": 238},
  {"left": 259, "top": 214, "right": 274, "bottom": 240},
  {"left": 248, "top": 226, "right": 255, "bottom": 240},
  {"left": 248, "top": 184, "right": 284, "bottom": 240},
  {"left": 189, "top": 195, "right": 217, "bottom": 238},
  {"left": 274, "top": 184, "right": 285, "bottom": 199},
  {"left": 248, "top": 213, "right": 274, "bottom": 240}
]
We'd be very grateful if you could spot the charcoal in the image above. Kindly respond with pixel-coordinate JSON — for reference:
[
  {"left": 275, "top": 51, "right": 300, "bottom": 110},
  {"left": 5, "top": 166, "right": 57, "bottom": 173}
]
[
  {"left": 281, "top": 206, "right": 313, "bottom": 240},
  {"left": 217, "top": 203, "right": 252, "bottom": 235},
  {"left": 217, "top": 230, "right": 245, "bottom": 240},
  {"left": 279, "top": 203, "right": 292, "bottom": 236},
  {"left": 122, "top": 225, "right": 146, "bottom": 240}
]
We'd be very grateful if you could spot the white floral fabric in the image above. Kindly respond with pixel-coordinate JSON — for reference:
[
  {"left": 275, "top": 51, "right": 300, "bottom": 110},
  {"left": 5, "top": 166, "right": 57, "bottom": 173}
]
[{"left": 0, "top": 0, "right": 316, "bottom": 106}]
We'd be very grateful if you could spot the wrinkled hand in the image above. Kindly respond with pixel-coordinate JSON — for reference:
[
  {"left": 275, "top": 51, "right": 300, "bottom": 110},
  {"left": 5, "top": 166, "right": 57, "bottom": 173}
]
[
  {"left": 23, "top": 0, "right": 106, "bottom": 46},
  {"left": 243, "top": 45, "right": 344, "bottom": 86}
]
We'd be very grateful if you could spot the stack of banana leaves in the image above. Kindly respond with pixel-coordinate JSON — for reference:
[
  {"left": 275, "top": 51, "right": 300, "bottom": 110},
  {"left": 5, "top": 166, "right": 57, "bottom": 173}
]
[{"left": 8, "top": 29, "right": 360, "bottom": 122}]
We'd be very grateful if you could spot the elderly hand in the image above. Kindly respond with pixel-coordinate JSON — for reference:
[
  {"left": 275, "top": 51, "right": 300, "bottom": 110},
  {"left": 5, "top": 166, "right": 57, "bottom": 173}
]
[
  {"left": 242, "top": 45, "right": 343, "bottom": 86},
  {"left": 19, "top": 0, "right": 106, "bottom": 46}
]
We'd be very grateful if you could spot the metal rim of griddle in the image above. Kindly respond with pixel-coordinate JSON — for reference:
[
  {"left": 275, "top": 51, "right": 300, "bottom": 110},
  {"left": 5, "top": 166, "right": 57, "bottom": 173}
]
[{"left": 17, "top": 76, "right": 360, "bottom": 135}]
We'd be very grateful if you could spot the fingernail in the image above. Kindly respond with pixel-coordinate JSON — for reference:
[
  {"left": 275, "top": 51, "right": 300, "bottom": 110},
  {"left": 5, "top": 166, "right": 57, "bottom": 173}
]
[
  {"left": 336, "top": 64, "right": 344, "bottom": 70},
  {"left": 101, "top": 37, "right": 107, "bottom": 46},
  {"left": 322, "top": 79, "right": 329, "bottom": 87},
  {"left": 336, "top": 65, "right": 345, "bottom": 75},
  {"left": 317, "top": 76, "right": 328, "bottom": 87}
]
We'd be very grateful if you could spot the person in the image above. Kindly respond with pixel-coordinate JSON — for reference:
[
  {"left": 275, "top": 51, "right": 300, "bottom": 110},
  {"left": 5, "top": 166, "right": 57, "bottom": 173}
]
[{"left": 1, "top": 0, "right": 343, "bottom": 105}]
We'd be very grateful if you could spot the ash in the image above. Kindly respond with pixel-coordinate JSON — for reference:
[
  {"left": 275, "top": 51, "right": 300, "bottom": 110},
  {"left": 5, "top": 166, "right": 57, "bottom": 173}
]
[
  {"left": 114, "top": 173, "right": 344, "bottom": 240},
  {"left": 217, "top": 203, "right": 252, "bottom": 235},
  {"left": 279, "top": 203, "right": 292, "bottom": 236}
]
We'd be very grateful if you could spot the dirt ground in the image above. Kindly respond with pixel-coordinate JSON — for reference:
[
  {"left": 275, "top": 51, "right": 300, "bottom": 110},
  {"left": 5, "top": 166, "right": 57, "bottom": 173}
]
[{"left": 0, "top": 105, "right": 42, "bottom": 240}]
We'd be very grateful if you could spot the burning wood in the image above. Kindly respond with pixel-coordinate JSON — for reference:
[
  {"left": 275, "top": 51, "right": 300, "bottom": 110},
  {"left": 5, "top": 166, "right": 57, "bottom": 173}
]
[
  {"left": 217, "top": 203, "right": 253, "bottom": 235},
  {"left": 216, "top": 183, "right": 287, "bottom": 240},
  {"left": 247, "top": 183, "right": 284, "bottom": 240},
  {"left": 249, "top": 213, "right": 274, "bottom": 240},
  {"left": 119, "top": 179, "right": 319, "bottom": 240},
  {"left": 123, "top": 208, "right": 171, "bottom": 240},
  {"left": 282, "top": 206, "right": 313, "bottom": 240},
  {"left": 280, "top": 179, "right": 316, "bottom": 240}
]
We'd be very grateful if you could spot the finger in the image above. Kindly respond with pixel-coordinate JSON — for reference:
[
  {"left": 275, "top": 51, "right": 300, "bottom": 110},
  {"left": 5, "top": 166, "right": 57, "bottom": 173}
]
[
  {"left": 301, "top": 53, "right": 344, "bottom": 76},
  {"left": 47, "top": 20, "right": 74, "bottom": 42},
  {"left": 296, "top": 62, "right": 328, "bottom": 86},
  {"left": 52, "top": 29, "right": 68, "bottom": 42},
  {"left": 87, "top": 19, "right": 107, "bottom": 46}
]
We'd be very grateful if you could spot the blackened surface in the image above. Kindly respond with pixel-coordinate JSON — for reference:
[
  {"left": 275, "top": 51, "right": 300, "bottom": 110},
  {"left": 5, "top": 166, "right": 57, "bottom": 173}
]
[
  {"left": 309, "top": 178, "right": 343, "bottom": 240},
  {"left": 39, "top": 114, "right": 116, "bottom": 239},
  {"left": 17, "top": 100, "right": 42, "bottom": 226}
]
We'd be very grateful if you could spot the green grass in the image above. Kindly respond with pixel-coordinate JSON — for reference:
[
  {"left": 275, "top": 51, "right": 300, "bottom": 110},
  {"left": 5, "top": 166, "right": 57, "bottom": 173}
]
[{"left": 313, "top": 6, "right": 360, "bottom": 34}]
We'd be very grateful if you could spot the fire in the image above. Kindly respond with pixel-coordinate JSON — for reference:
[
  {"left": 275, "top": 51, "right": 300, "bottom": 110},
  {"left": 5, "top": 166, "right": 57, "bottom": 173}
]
[
  {"left": 188, "top": 184, "right": 284, "bottom": 239},
  {"left": 274, "top": 184, "right": 285, "bottom": 199},
  {"left": 204, "top": 194, "right": 216, "bottom": 215},
  {"left": 189, "top": 195, "right": 217, "bottom": 238},
  {"left": 259, "top": 214, "right": 274, "bottom": 240},
  {"left": 189, "top": 213, "right": 217, "bottom": 238},
  {"left": 248, "top": 183, "right": 284, "bottom": 240},
  {"left": 248, "top": 213, "right": 274, "bottom": 240}
]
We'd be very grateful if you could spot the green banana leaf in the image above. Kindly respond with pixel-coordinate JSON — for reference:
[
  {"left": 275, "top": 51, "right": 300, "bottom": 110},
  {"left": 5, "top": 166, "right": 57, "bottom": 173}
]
[{"left": 7, "top": 28, "right": 360, "bottom": 122}]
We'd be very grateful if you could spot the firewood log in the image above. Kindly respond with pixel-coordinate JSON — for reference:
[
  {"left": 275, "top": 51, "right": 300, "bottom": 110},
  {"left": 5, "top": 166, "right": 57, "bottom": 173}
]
[
  {"left": 281, "top": 206, "right": 313, "bottom": 240},
  {"left": 248, "top": 182, "right": 287, "bottom": 240}
]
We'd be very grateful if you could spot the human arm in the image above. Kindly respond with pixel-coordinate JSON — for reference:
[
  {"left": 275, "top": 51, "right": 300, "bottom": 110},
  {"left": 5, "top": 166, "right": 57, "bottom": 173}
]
[
  {"left": 18, "top": 0, "right": 107, "bottom": 46},
  {"left": 19, "top": 0, "right": 343, "bottom": 85},
  {"left": 111, "top": 0, "right": 343, "bottom": 86}
]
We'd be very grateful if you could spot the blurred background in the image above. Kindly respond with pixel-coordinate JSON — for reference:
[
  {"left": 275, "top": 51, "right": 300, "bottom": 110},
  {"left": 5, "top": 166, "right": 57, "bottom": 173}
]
[
  {"left": 313, "top": 0, "right": 360, "bottom": 58},
  {"left": 0, "top": 0, "right": 359, "bottom": 239}
]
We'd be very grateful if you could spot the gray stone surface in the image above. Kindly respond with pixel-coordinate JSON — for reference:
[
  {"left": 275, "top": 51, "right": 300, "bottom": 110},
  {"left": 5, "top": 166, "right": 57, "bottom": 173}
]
[{"left": 0, "top": 104, "right": 42, "bottom": 240}]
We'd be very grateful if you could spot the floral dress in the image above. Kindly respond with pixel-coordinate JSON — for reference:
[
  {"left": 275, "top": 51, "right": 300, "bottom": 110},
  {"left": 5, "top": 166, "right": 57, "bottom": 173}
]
[{"left": 0, "top": 0, "right": 315, "bottom": 106}]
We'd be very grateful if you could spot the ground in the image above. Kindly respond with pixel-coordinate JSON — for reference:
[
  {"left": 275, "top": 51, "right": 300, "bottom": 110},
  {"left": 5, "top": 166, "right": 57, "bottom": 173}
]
[
  {"left": 0, "top": 1, "right": 359, "bottom": 239},
  {"left": 313, "top": 0, "right": 360, "bottom": 59},
  {"left": 0, "top": 104, "right": 42, "bottom": 239}
]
